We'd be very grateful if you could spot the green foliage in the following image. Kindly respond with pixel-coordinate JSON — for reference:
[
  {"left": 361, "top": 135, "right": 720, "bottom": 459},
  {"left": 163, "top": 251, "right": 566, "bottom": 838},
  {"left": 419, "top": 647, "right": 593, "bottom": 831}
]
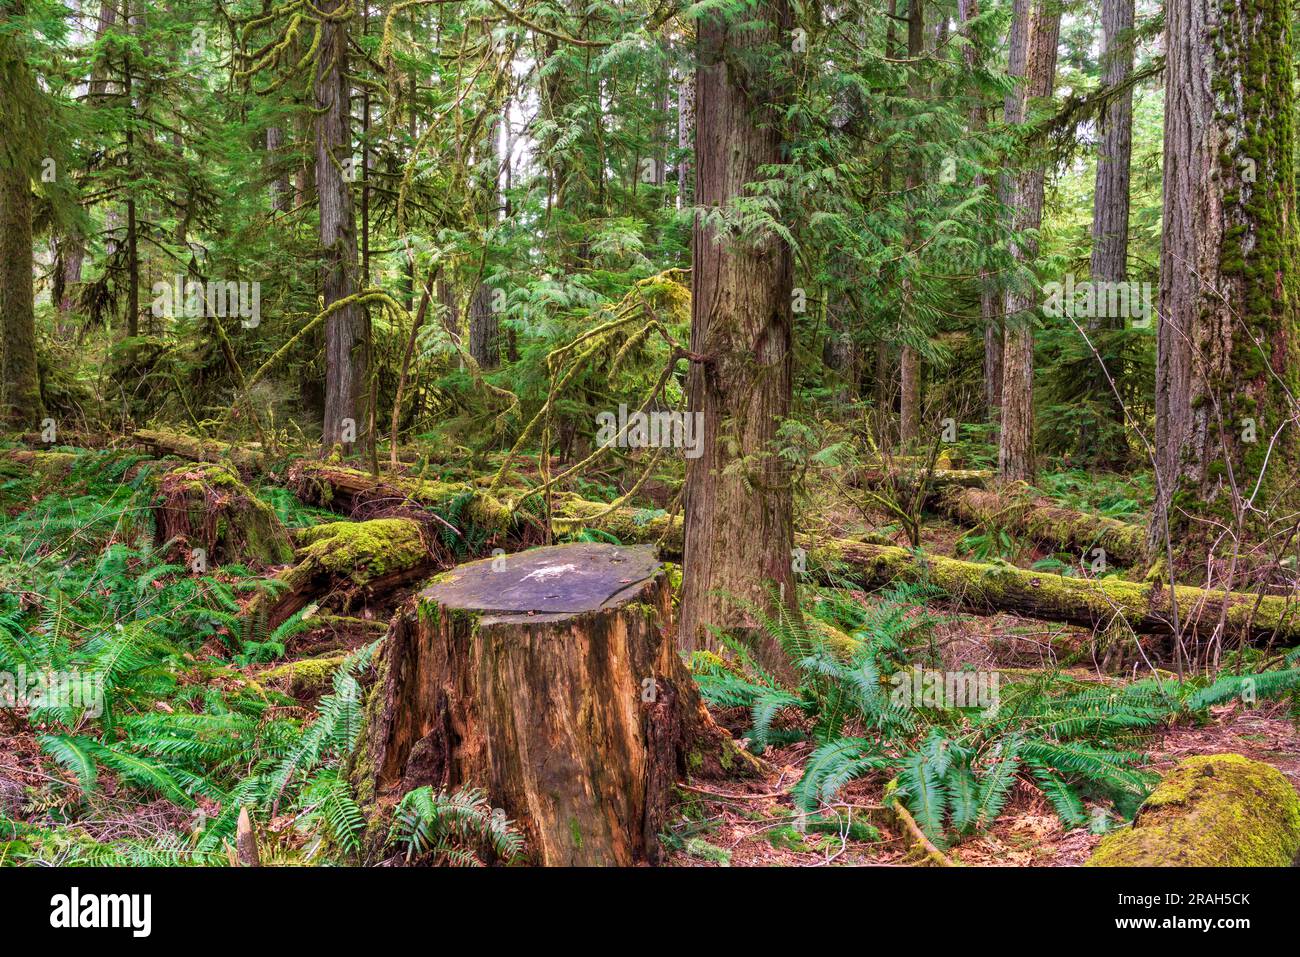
[{"left": 695, "top": 583, "right": 1300, "bottom": 850}]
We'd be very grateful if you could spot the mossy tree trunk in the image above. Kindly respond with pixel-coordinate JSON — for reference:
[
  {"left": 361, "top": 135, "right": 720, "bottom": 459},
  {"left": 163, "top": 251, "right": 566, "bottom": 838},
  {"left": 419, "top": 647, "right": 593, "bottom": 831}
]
[
  {"left": 680, "top": 0, "right": 798, "bottom": 678},
  {"left": 357, "top": 543, "right": 750, "bottom": 865},
  {"left": 0, "top": 5, "right": 43, "bottom": 430},
  {"left": 1153, "top": 0, "right": 1299, "bottom": 565},
  {"left": 315, "top": 0, "right": 367, "bottom": 454}
]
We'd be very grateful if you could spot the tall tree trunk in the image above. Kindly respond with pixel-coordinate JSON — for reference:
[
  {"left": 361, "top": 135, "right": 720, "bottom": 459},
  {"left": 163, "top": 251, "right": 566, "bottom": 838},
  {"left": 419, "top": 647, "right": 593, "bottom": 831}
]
[
  {"left": 0, "top": 5, "right": 42, "bottom": 427},
  {"left": 1152, "top": 0, "right": 1299, "bottom": 562},
  {"left": 997, "top": 0, "right": 1060, "bottom": 483},
  {"left": 956, "top": 0, "right": 1003, "bottom": 422},
  {"left": 267, "top": 126, "right": 291, "bottom": 213},
  {"left": 1083, "top": 0, "right": 1134, "bottom": 463},
  {"left": 679, "top": 0, "right": 796, "bottom": 679},
  {"left": 898, "top": 0, "right": 926, "bottom": 449},
  {"left": 676, "top": 71, "right": 695, "bottom": 209},
  {"left": 1090, "top": 0, "right": 1134, "bottom": 289},
  {"left": 315, "top": 0, "right": 366, "bottom": 453}
]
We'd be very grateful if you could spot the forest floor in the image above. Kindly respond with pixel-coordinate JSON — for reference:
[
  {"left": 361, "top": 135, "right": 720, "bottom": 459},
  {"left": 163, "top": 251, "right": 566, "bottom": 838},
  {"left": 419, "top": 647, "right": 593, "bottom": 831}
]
[
  {"left": 667, "top": 670, "right": 1300, "bottom": 868},
  {"left": 2, "top": 439, "right": 1295, "bottom": 866}
]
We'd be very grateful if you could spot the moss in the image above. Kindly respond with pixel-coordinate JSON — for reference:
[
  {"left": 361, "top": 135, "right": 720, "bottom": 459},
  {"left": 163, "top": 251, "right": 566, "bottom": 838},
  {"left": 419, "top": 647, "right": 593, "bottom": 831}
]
[
  {"left": 295, "top": 519, "right": 427, "bottom": 584},
  {"left": 767, "top": 825, "right": 813, "bottom": 853},
  {"left": 1087, "top": 754, "right": 1300, "bottom": 867},
  {"left": 255, "top": 652, "right": 348, "bottom": 697},
  {"left": 159, "top": 463, "right": 293, "bottom": 565},
  {"left": 683, "top": 837, "right": 731, "bottom": 865},
  {"left": 808, "top": 810, "right": 879, "bottom": 843}
]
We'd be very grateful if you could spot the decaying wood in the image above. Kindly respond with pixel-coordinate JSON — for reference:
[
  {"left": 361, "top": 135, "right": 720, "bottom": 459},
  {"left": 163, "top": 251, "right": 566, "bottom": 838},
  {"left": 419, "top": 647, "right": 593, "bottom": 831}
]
[
  {"left": 287, "top": 463, "right": 1299, "bottom": 645},
  {"left": 235, "top": 806, "right": 261, "bottom": 867},
  {"left": 815, "top": 540, "right": 1300, "bottom": 646},
  {"left": 247, "top": 519, "right": 437, "bottom": 629},
  {"left": 356, "top": 542, "right": 756, "bottom": 866},
  {"left": 936, "top": 485, "right": 1146, "bottom": 567},
  {"left": 133, "top": 429, "right": 266, "bottom": 472},
  {"left": 155, "top": 462, "right": 293, "bottom": 566}
]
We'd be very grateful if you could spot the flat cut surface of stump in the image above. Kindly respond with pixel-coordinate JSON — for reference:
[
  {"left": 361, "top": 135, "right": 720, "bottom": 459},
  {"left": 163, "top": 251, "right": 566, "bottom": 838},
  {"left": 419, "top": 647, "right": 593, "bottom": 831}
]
[{"left": 425, "top": 542, "right": 660, "bottom": 620}]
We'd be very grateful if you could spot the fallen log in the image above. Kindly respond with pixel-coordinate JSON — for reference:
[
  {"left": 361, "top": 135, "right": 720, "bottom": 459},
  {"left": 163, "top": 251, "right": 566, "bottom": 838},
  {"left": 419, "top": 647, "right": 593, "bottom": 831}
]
[
  {"left": 811, "top": 540, "right": 1300, "bottom": 645},
  {"left": 133, "top": 429, "right": 266, "bottom": 472},
  {"left": 854, "top": 467, "right": 993, "bottom": 495},
  {"left": 288, "top": 460, "right": 682, "bottom": 552},
  {"left": 248, "top": 519, "right": 436, "bottom": 628},
  {"left": 936, "top": 486, "right": 1147, "bottom": 567},
  {"left": 284, "top": 463, "right": 1300, "bottom": 645},
  {"left": 1087, "top": 754, "right": 1300, "bottom": 866},
  {"left": 354, "top": 541, "right": 757, "bottom": 866}
]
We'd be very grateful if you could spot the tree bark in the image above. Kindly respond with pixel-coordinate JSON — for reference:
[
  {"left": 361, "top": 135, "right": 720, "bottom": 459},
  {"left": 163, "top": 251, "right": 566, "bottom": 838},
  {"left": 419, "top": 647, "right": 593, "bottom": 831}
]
[
  {"left": 679, "top": 0, "right": 797, "bottom": 677},
  {"left": 315, "top": 0, "right": 366, "bottom": 453},
  {"left": 0, "top": 10, "right": 42, "bottom": 428},
  {"left": 1152, "top": 0, "right": 1299, "bottom": 562},
  {"left": 997, "top": 0, "right": 1060, "bottom": 483}
]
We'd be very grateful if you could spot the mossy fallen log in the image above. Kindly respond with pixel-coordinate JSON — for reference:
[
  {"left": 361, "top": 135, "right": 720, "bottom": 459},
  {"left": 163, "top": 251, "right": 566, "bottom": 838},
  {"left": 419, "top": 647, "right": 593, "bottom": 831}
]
[
  {"left": 133, "top": 429, "right": 266, "bottom": 472},
  {"left": 811, "top": 540, "right": 1300, "bottom": 645},
  {"left": 248, "top": 519, "right": 434, "bottom": 628},
  {"left": 937, "top": 486, "right": 1147, "bottom": 567},
  {"left": 355, "top": 542, "right": 757, "bottom": 866},
  {"left": 288, "top": 460, "right": 682, "bottom": 552},
  {"left": 854, "top": 467, "right": 994, "bottom": 496},
  {"left": 156, "top": 463, "right": 293, "bottom": 566},
  {"left": 284, "top": 462, "right": 1298, "bottom": 645},
  {"left": 1087, "top": 754, "right": 1300, "bottom": 866}
]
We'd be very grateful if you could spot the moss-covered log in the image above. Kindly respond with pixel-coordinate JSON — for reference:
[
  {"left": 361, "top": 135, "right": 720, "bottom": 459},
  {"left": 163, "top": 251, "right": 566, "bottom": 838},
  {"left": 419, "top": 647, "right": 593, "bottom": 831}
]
[
  {"left": 284, "top": 461, "right": 1299, "bottom": 645},
  {"left": 854, "top": 467, "right": 994, "bottom": 496},
  {"left": 133, "top": 429, "right": 266, "bottom": 472},
  {"left": 809, "top": 540, "right": 1300, "bottom": 645},
  {"left": 248, "top": 519, "right": 434, "bottom": 628},
  {"left": 356, "top": 541, "right": 754, "bottom": 866},
  {"left": 1087, "top": 754, "right": 1300, "bottom": 866},
  {"left": 936, "top": 486, "right": 1146, "bottom": 567},
  {"left": 156, "top": 463, "right": 293, "bottom": 566},
  {"left": 288, "top": 460, "right": 682, "bottom": 552}
]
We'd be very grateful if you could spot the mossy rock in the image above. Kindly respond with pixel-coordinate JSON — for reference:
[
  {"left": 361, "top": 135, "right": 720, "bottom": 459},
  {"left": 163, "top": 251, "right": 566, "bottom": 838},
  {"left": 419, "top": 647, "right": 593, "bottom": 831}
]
[{"left": 1087, "top": 754, "right": 1300, "bottom": 867}]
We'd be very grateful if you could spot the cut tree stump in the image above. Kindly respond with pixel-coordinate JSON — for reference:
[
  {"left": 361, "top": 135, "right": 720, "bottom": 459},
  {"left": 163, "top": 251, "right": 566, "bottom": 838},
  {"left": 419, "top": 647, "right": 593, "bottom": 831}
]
[{"left": 357, "top": 541, "right": 753, "bottom": 866}]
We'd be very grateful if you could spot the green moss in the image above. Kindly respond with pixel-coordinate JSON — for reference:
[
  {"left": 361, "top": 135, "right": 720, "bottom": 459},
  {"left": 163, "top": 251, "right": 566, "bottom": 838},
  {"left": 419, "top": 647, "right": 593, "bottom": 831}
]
[
  {"left": 766, "top": 825, "right": 813, "bottom": 853},
  {"left": 255, "top": 652, "right": 348, "bottom": 696},
  {"left": 1088, "top": 754, "right": 1300, "bottom": 867},
  {"left": 295, "top": 519, "right": 427, "bottom": 584},
  {"left": 683, "top": 837, "right": 731, "bottom": 865}
]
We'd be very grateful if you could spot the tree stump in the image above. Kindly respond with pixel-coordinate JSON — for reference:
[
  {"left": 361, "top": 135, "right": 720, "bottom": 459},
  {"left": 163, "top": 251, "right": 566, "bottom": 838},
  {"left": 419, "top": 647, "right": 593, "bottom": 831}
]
[
  {"left": 156, "top": 463, "right": 292, "bottom": 567},
  {"left": 358, "top": 541, "right": 748, "bottom": 866}
]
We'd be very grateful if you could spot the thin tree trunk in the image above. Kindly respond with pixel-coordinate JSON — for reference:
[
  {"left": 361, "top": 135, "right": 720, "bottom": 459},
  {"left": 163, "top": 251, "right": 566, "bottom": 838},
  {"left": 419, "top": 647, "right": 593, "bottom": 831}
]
[
  {"left": 679, "top": 0, "right": 797, "bottom": 679},
  {"left": 997, "top": 0, "right": 1060, "bottom": 483},
  {"left": 315, "top": 0, "right": 366, "bottom": 453}
]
